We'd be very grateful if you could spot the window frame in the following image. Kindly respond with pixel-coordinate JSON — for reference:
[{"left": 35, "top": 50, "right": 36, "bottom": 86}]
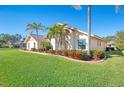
[{"left": 78, "top": 39, "right": 86, "bottom": 50}]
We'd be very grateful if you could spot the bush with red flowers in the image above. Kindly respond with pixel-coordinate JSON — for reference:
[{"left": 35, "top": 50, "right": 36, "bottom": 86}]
[{"left": 92, "top": 50, "right": 105, "bottom": 60}]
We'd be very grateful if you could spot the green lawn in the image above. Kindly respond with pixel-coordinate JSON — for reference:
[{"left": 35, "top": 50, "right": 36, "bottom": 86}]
[{"left": 0, "top": 48, "right": 124, "bottom": 87}]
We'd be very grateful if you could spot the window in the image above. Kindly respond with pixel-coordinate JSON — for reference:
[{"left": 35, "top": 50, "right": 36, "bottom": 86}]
[
  {"left": 34, "top": 42, "right": 36, "bottom": 48},
  {"left": 97, "top": 41, "right": 99, "bottom": 46},
  {"left": 100, "top": 42, "right": 101, "bottom": 46},
  {"left": 28, "top": 43, "right": 30, "bottom": 48},
  {"left": 78, "top": 39, "right": 86, "bottom": 49},
  {"left": 97, "top": 41, "right": 101, "bottom": 46}
]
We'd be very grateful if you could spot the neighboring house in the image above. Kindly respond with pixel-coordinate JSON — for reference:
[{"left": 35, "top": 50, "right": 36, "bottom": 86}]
[
  {"left": 107, "top": 41, "right": 116, "bottom": 48},
  {"left": 8, "top": 40, "right": 21, "bottom": 48},
  {"left": 50, "top": 25, "right": 107, "bottom": 50},
  {"left": 106, "top": 41, "right": 116, "bottom": 51},
  {"left": 24, "top": 34, "right": 48, "bottom": 49}
]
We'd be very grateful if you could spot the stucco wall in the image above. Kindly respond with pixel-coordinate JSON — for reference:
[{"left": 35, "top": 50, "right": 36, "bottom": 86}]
[
  {"left": 66, "top": 31, "right": 88, "bottom": 50},
  {"left": 26, "top": 36, "right": 38, "bottom": 49},
  {"left": 50, "top": 31, "right": 107, "bottom": 50},
  {"left": 50, "top": 38, "right": 56, "bottom": 50},
  {"left": 90, "top": 38, "right": 107, "bottom": 50}
]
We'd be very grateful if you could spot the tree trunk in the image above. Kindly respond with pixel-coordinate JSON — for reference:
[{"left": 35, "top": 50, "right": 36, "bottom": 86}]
[
  {"left": 87, "top": 5, "right": 91, "bottom": 56},
  {"left": 55, "top": 35, "right": 59, "bottom": 50},
  {"left": 61, "top": 34, "right": 65, "bottom": 50},
  {"left": 36, "top": 30, "right": 39, "bottom": 49},
  {"left": 63, "top": 34, "right": 66, "bottom": 50},
  {"left": 60, "top": 35, "right": 63, "bottom": 50},
  {"left": 73, "top": 31, "right": 76, "bottom": 50}
]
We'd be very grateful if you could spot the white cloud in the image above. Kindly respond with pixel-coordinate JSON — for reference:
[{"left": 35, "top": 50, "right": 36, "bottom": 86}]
[{"left": 72, "top": 5, "right": 82, "bottom": 10}]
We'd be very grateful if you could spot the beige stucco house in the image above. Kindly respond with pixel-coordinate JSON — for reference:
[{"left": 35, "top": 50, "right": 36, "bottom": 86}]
[
  {"left": 25, "top": 25, "right": 107, "bottom": 51},
  {"left": 50, "top": 25, "right": 107, "bottom": 50}
]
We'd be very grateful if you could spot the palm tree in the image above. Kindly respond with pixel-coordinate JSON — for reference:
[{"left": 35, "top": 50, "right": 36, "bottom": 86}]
[
  {"left": 47, "top": 26, "right": 58, "bottom": 49},
  {"left": 26, "top": 22, "right": 45, "bottom": 49},
  {"left": 47, "top": 23, "right": 69, "bottom": 50}
]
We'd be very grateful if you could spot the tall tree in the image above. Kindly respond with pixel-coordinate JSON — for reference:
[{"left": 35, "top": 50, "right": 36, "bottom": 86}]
[
  {"left": 104, "top": 36, "right": 116, "bottom": 42},
  {"left": 0, "top": 33, "right": 17, "bottom": 42},
  {"left": 115, "top": 30, "right": 124, "bottom": 50},
  {"left": 47, "top": 23, "right": 69, "bottom": 50},
  {"left": 0, "top": 33, "right": 22, "bottom": 47},
  {"left": 15, "top": 34, "right": 22, "bottom": 41},
  {"left": 26, "top": 22, "right": 45, "bottom": 49}
]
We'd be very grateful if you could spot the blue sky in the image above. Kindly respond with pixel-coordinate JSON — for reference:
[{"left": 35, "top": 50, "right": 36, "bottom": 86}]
[{"left": 0, "top": 5, "right": 124, "bottom": 38}]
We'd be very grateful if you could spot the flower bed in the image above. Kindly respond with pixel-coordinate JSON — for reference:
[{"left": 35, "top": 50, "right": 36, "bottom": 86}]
[{"left": 22, "top": 48, "right": 105, "bottom": 61}]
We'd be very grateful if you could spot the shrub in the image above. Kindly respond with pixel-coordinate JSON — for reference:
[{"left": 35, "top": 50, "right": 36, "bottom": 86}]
[
  {"left": 38, "top": 49, "right": 44, "bottom": 52},
  {"left": 92, "top": 50, "right": 105, "bottom": 60},
  {"left": 73, "top": 51, "right": 87, "bottom": 60},
  {"left": 106, "top": 50, "right": 123, "bottom": 56},
  {"left": 31, "top": 48, "right": 37, "bottom": 51},
  {"left": 67, "top": 50, "right": 87, "bottom": 60},
  {"left": 55, "top": 50, "right": 63, "bottom": 55},
  {"left": 46, "top": 46, "right": 52, "bottom": 50},
  {"left": 68, "top": 50, "right": 75, "bottom": 58},
  {"left": 40, "top": 41, "right": 52, "bottom": 51},
  {"left": 49, "top": 49, "right": 55, "bottom": 54},
  {"left": 62, "top": 50, "right": 68, "bottom": 56},
  {"left": 22, "top": 48, "right": 27, "bottom": 51},
  {"left": 80, "top": 51, "right": 87, "bottom": 60},
  {"left": 73, "top": 51, "right": 83, "bottom": 60},
  {"left": 3, "top": 46, "right": 9, "bottom": 48},
  {"left": 13, "top": 45, "right": 20, "bottom": 48}
]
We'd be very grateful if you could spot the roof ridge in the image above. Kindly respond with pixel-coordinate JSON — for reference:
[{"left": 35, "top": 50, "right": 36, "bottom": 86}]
[{"left": 31, "top": 34, "right": 45, "bottom": 36}]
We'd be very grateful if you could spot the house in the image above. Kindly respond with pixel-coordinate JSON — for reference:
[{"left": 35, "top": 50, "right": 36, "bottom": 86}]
[
  {"left": 50, "top": 25, "right": 107, "bottom": 50},
  {"left": 8, "top": 40, "right": 21, "bottom": 48},
  {"left": 107, "top": 41, "right": 116, "bottom": 48},
  {"left": 24, "top": 34, "right": 48, "bottom": 50},
  {"left": 25, "top": 25, "right": 107, "bottom": 51},
  {"left": 106, "top": 41, "right": 116, "bottom": 51}
]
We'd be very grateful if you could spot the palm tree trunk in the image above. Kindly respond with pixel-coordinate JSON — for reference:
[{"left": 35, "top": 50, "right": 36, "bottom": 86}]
[
  {"left": 73, "top": 31, "right": 76, "bottom": 50},
  {"left": 64, "top": 38, "right": 66, "bottom": 49},
  {"left": 62, "top": 35, "right": 65, "bottom": 50},
  {"left": 57, "top": 35, "right": 60, "bottom": 50},
  {"left": 87, "top": 5, "right": 91, "bottom": 56},
  {"left": 60, "top": 35, "right": 63, "bottom": 50},
  {"left": 36, "top": 30, "right": 39, "bottom": 49},
  {"left": 61, "top": 34, "right": 66, "bottom": 50}
]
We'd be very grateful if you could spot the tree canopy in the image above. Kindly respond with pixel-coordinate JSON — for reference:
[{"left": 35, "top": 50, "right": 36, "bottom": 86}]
[
  {"left": 0, "top": 33, "right": 22, "bottom": 46},
  {"left": 104, "top": 36, "right": 116, "bottom": 42},
  {"left": 115, "top": 30, "right": 124, "bottom": 50}
]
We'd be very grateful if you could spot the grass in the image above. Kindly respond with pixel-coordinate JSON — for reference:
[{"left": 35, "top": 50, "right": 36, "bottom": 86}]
[{"left": 0, "top": 48, "right": 124, "bottom": 87}]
